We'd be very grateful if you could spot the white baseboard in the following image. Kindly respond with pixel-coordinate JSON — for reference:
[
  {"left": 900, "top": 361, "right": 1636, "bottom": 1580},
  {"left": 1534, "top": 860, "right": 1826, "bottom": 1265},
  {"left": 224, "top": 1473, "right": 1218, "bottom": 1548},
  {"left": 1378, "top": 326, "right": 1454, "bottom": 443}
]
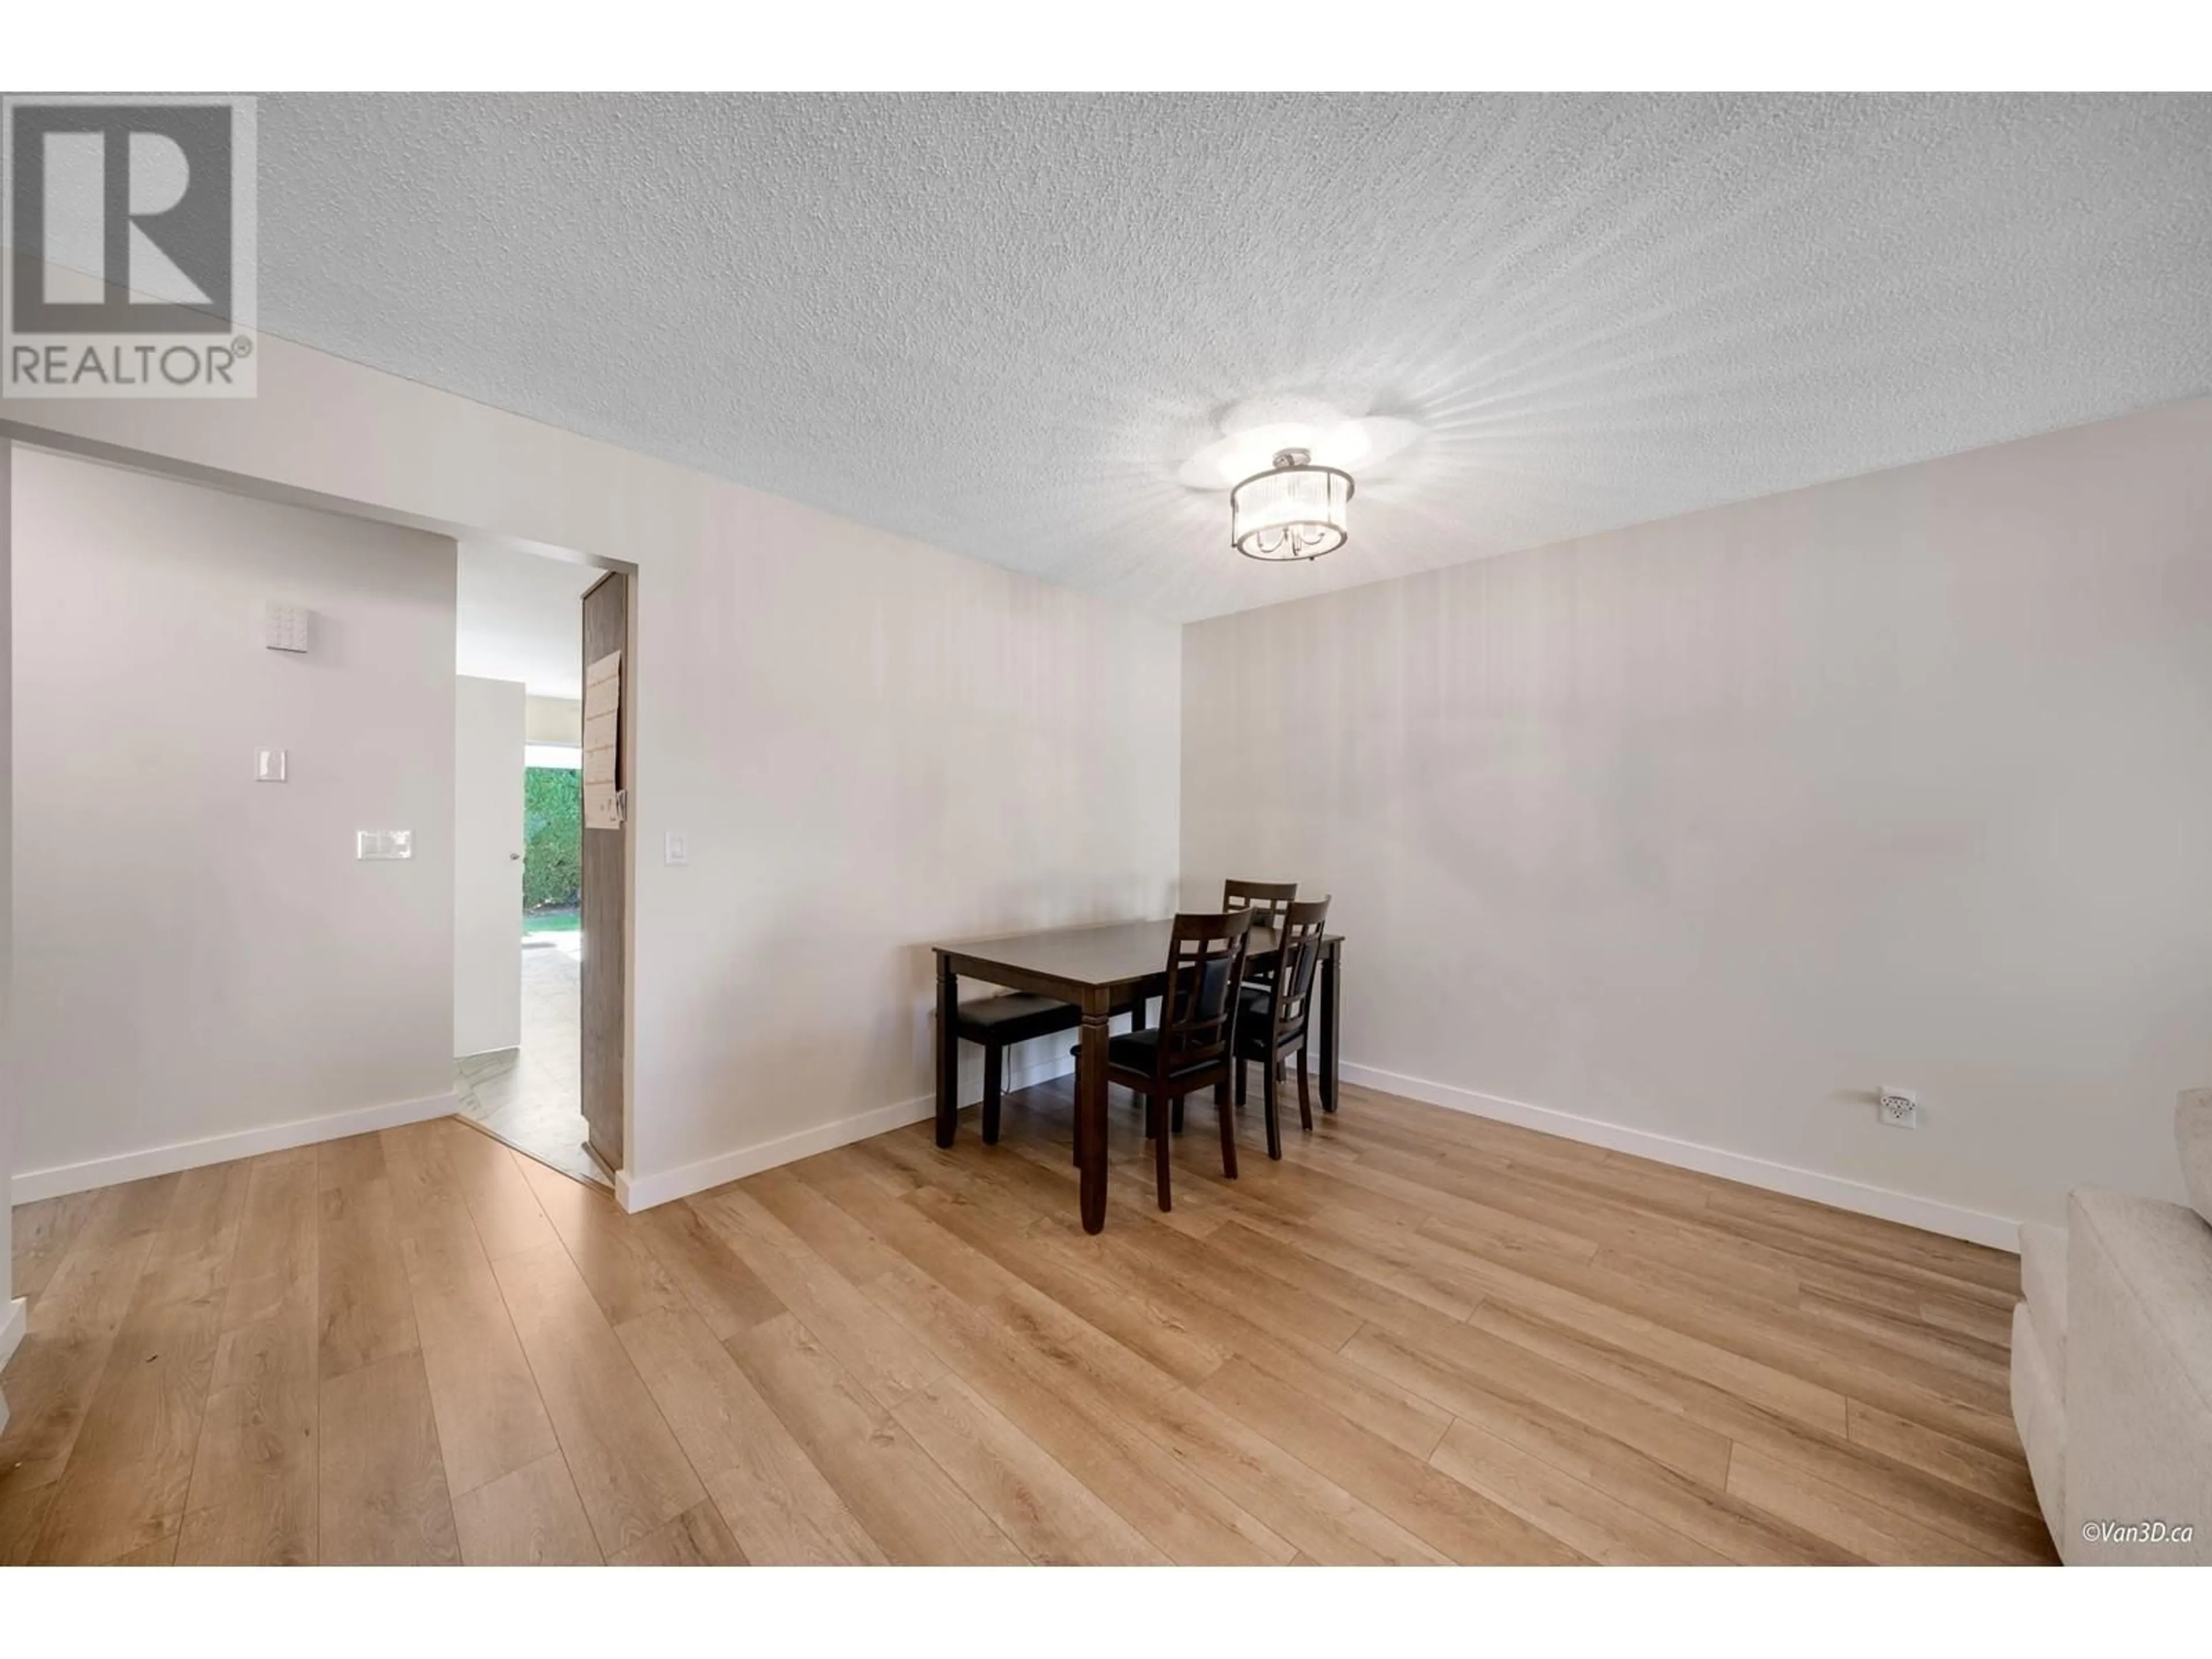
[
  {"left": 619, "top": 1091, "right": 937, "bottom": 1211},
  {"left": 1338, "top": 1060, "right": 2021, "bottom": 1252},
  {"left": 616, "top": 1048, "right": 1080, "bottom": 1213},
  {"left": 10, "top": 1091, "right": 461, "bottom": 1205},
  {"left": 999, "top": 1047, "right": 1080, "bottom": 1096}
]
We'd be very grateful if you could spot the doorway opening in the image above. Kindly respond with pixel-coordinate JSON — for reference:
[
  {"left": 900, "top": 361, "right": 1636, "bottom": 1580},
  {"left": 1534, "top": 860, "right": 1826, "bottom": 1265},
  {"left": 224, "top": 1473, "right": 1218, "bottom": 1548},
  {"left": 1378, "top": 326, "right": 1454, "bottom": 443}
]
[{"left": 453, "top": 541, "right": 613, "bottom": 1186}]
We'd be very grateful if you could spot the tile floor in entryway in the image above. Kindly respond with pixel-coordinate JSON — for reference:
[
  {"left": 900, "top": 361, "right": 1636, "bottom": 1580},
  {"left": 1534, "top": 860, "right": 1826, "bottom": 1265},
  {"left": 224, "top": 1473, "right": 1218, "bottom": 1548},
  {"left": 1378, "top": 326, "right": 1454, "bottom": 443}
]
[{"left": 454, "top": 930, "right": 605, "bottom": 1186}]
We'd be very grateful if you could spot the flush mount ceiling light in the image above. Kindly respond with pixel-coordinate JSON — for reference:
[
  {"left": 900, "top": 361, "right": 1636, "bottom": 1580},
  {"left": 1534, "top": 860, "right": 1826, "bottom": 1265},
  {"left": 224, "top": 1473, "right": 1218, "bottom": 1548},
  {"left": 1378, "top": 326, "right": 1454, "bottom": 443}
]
[
  {"left": 1229, "top": 448, "right": 1353, "bottom": 562},
  {"left": 1179, "top": 398, "right": 1424, "bottom": 565}
]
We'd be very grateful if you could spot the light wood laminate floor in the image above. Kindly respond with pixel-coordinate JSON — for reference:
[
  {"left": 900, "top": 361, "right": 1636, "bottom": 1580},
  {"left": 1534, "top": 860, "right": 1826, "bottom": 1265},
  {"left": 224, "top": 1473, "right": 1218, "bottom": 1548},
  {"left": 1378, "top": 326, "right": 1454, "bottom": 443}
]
[{"left": 0, "top": 1074, "right": 2056, "bottom": 1565}]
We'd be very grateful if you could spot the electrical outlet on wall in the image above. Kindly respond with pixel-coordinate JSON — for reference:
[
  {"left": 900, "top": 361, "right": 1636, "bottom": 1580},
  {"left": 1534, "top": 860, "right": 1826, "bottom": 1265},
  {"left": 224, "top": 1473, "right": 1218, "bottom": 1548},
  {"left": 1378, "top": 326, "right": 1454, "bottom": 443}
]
[{"left": 1878, "top": 1086, "right": 1921, "bottom": 1129}]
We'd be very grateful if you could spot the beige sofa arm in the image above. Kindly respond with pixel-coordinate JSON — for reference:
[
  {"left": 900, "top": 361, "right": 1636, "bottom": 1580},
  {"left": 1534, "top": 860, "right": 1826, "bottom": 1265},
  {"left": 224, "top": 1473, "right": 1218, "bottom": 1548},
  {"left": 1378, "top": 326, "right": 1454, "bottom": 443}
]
[{"left": 2063, "top": 1187, "right": 2212, "bottom": 1564}]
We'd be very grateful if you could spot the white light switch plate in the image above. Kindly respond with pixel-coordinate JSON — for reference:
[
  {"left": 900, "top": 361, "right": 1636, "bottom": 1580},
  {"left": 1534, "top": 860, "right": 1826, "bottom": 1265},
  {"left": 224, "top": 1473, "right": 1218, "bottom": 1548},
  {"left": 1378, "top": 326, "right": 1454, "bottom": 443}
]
[
  {"left": 356, "top": 830, "right": 413, "bottom": 861},
  {"left": 664, "top": 831, "right": 688, "bottom": 866},
  {"left": 256, "top": 748, "right": 287, "bottom": 782}
]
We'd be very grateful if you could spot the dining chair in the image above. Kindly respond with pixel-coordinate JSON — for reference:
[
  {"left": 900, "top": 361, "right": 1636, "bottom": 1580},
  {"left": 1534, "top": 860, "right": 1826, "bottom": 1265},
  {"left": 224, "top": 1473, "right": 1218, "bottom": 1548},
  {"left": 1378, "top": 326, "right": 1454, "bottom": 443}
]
[
  {"left": 953, "top": 993, "right": 1082, "bottom": 1144},
  {"left": 1222, "top": 878, "right": 1298, "bottom": 1009},
  {"left": 1096, "top": 908, "right": 1255, "bottom": 1211},
  {"left": 1222, "top": 878, "right": 1297, "bottom": 933},
  {"left": 1234, "top": 896, "right": 1331, "bottom": 1159}
]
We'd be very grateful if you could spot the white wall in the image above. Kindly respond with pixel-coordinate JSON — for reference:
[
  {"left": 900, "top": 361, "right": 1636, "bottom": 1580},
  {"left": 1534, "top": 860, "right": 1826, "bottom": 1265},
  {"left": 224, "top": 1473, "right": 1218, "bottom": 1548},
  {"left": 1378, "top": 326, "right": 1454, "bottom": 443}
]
[
  {"left": 1, "top": 440, "right": 19, "bottom": 1391},
  {"left": 3, "top": 317, "right": 1183, "bottom": 1206},
  {"left": 455, "top": 675, "right": 525, "bottom": 1058},
  {"left": 1183, "top": 399, "right": 2212, "bottom": 1240},
  {"left": 5, "top": 302, "right": 2202, "bottom": 1243},
  {"left": 9, "top": 448, "right": 460, "bottom": 1196},
  {"left": 457, "top": 539, "right": 596, "bottom": 699},
  {"left": 525, "top": 695, "right": 582, "bottom": 745}
]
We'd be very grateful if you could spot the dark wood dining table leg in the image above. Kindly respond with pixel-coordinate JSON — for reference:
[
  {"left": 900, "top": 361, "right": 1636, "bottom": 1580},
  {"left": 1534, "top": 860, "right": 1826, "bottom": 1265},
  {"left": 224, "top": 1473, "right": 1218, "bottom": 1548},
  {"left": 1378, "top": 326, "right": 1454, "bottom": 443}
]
[
  {"left": 980, "top": 1043, "right": 1002, "bottom": 1145},
  {"left": 935, "top": 954, "right": 960, "bottom": 1147},
  {"left": 1077, "top": 992, "right": 1111, "bottom": 1233},
  {"left": 1320, "top": 941, "right": 1340, "bottom": 1114},
  {"left": 1214, "top": 1077, "right": 1238, "bottom": 1179}
]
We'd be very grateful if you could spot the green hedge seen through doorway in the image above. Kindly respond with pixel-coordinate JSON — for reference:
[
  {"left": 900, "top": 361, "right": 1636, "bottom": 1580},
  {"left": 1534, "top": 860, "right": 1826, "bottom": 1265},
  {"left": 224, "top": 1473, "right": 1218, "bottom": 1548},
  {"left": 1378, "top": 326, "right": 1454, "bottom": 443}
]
[{"left": 524, "top": 765, "right": 582, "bottom": 917}]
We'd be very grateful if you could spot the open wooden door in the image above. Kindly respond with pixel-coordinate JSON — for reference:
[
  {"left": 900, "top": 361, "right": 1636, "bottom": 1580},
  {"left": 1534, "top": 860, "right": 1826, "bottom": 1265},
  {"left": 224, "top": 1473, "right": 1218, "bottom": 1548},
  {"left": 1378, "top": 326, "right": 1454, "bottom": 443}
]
[{"left": 579, "top": 571, "right": 630, "bottom": 1177}]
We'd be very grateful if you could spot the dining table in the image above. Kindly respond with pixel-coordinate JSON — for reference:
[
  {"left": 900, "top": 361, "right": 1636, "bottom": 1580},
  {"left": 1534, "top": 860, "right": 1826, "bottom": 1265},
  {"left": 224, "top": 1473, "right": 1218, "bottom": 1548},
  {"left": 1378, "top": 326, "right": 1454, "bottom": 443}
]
[{"left": 931, "top": 918, "right": 1344, "bottom": 1233}]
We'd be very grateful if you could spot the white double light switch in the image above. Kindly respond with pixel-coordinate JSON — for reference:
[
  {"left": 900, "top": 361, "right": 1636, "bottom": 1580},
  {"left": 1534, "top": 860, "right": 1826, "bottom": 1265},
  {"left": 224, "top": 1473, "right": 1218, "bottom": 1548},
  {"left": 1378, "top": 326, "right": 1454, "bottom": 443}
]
[
  {"left": 256, "top": 748, "right": 287, "bottom": 782},
  {"left": 356, "top": 830, "right": 414, "bottom": 861}
]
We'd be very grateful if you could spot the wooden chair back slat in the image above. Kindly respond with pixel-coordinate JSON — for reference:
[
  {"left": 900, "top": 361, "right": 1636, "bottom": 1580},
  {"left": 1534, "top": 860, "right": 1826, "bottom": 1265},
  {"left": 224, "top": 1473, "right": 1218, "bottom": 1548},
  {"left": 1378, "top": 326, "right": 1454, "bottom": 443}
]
[
  {"left": 1158, "top": 908, "right": 1255, "bottom": 1074},
  {"left": 1222, "top": 879, "right": 1297, "bottom": 933},
  {"left": 1263, "top": 897, "right": 1331, "bottom": 1046}
]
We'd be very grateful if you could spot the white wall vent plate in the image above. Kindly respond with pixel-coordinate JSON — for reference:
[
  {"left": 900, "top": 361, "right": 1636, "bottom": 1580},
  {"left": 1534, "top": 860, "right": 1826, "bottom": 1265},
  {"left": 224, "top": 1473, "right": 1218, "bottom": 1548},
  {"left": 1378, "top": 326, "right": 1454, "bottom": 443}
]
[{"left": 263, "top": 601, "right": 311, "bottom": 653}]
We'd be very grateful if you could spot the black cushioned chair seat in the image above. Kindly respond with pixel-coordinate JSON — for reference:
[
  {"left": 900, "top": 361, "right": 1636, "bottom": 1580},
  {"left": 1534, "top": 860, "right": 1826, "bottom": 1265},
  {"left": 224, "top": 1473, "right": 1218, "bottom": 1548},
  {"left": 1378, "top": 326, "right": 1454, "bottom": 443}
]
[
  {"left": 1105, "top": 1026, "right": 1219, "bottom": 1080},
  {"left": 1237, "top": 985, "right": 1297, "bottom": 1059},
  {"left": 954, "top": 993, "right": 1081, "bottom": 1047}
]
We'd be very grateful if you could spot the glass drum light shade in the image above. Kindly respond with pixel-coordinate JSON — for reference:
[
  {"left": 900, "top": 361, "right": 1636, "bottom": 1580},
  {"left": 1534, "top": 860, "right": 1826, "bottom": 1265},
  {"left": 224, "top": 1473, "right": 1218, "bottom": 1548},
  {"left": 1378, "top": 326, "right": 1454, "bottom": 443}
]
[{"left": 1230, "top": 452, "right": 1354, "bottom": 562}]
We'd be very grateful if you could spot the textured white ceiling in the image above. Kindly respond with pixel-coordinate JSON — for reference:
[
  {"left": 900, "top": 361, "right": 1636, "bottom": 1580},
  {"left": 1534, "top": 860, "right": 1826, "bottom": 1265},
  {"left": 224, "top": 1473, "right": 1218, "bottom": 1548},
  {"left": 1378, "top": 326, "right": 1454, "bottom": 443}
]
[
  {"left": 257, "top": 93, "right": 2212, "bottom": 622},
  {"left": 455, "top": 541, "right": 599, "bottom": 699}
]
